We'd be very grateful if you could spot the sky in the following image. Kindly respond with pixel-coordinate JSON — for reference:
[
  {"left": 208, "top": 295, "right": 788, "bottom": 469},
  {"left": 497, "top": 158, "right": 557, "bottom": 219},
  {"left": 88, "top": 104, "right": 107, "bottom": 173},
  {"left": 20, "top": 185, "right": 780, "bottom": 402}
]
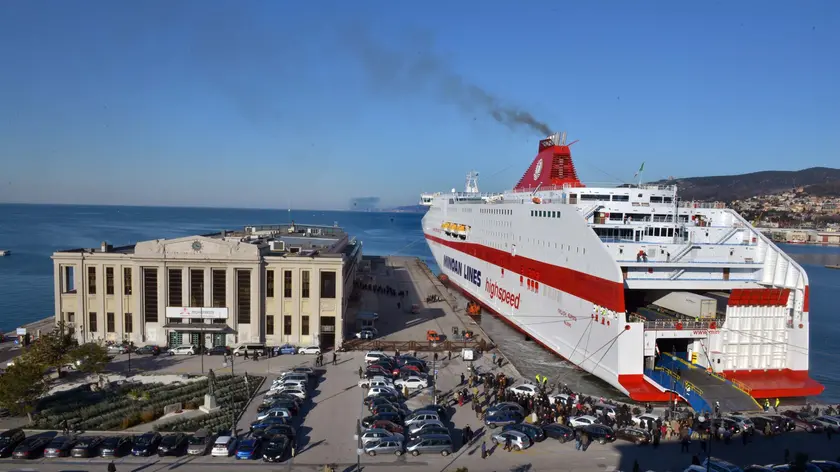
[{"left": 0, "top": 1, "right": 838, "bottom": 210}]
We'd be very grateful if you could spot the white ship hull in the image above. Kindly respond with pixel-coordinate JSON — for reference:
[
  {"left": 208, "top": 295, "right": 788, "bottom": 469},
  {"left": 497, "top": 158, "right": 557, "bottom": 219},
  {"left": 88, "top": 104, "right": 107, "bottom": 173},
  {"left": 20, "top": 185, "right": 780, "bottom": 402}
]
[{"left": 420, "top": 134, "right": 823, "bottom": 402}]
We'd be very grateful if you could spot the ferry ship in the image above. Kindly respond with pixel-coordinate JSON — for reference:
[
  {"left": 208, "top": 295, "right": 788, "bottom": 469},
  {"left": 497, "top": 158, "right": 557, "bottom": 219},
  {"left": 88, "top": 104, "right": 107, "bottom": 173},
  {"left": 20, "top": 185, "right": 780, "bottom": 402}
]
[{"left": 420, "top": 132, "right": 823, "bottom": 407}]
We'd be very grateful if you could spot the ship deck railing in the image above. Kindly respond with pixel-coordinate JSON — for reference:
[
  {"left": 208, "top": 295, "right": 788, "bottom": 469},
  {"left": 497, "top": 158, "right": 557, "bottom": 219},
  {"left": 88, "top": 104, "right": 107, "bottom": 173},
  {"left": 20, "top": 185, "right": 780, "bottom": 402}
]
[{"left": 637, "top": 319, "right": 720, "bottom": 331}]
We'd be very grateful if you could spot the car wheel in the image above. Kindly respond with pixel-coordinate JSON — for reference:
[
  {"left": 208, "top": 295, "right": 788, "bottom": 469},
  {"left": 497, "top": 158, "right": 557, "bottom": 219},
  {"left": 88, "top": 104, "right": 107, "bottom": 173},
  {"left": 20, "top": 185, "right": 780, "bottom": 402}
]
[
  {"left": 515, "top": 446, "right": 521, "bottom": 451},
  {"left": 411, "top": 450, "right": 419, "bottom": 456},
  {"left": 599, "top": 438, "right": 606, "bottom": 445},
  {"left": 368, "top": 451, "right": 376, "bottom": 456},
  {"left": 491, "top": 439, "right": 498, "bottom": 446},
  {"left": 489, "top": 423, "right": 496, "bottom": 429},
  {"left": 635, "top": 439, "right": 641, "bottom": 445},
  {"left": 395, "top": 450, "right": 402, "bottom": 456}
]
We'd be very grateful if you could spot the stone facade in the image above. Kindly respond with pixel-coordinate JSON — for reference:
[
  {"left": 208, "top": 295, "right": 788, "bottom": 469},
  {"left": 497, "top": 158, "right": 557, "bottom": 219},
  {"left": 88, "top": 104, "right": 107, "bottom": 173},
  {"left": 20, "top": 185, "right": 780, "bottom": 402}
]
[{"left": 52, "top": 229, "right": 361, "bottom": 350}]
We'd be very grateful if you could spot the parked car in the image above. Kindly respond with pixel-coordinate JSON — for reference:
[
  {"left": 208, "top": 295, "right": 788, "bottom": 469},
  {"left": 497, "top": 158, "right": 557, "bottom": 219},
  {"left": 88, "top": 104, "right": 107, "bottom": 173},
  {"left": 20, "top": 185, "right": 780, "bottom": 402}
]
[
  {"left": 615, "top": 427, "right": 651, "bottom": 445},
  {"left": 250, "top": 417, "right": 287, "bottom": 432},
  {"left": 211, "top": 435, "right": 236, "bottom": 457},
  {"left": 542, "top": 423, "right": 575, "bottom": 443},
  {"left": 107, "top": 344, "right": 127, "bottom": 354},
  {"left": 131, "top": 433, "right": 161, "bottom": 457},
  {"left": 407, "top": 420, "right": 446, "bottom": 436},
  {"left": 356, "top": 328, "right": 376, "bottom": 340},
  {"left": 186, "top": 430, "right": 214, "bottom": 456},
  {"left": 278, "top": 344, "right": 297, "bottom": 355},
  {"left": 99, "top": 436, "right": 132, "bottom": 457},
  {"left": 257, "top": 408, "right": 292, "bottom": 422},
  {"left": 726, "top": 415, "right": 756, "bottom": 435},
  {"left": 44, "top": 436, "right": 77, "bottom": 458},
  {"left": 291, "top": 367, "right": 315, "bottom": 376},
  {"left": 751, "top": 416, "right": 783, "bottom": 435},
  {"left": 365, "top": 351, "right": 389, "bottom": 363},
  {"left": 502, "top": 423, "right": 545, "bottom": 442},
  {"left": 205, "top": 346, "right": 230, "bottom": 356},
  {"left": 507, "top": 384, "right": 539, "bottom": 397},
  {"left": 569, "top": 415, "right": 601, "bottom": 428},
  {"left": 0, "top": 428, "right": 26, "bottom": 457},
  {"left": 359, "top": 377, "right": 395, "bottom": 389},
  {"left": 762, "top": 414, "right": 796, "bottom": 432},
  {"left": 371, "top": 420, "right": 404, "bottom": 434},
  {"left": 782, "top": 410, "right": 824, "bottom": 433},
  {"left": 235, "top": 438, "right": 261, "bottom": 460},
  {"left": 416, "top": 404, "right": 449, "bottom": 421},
  {"left": 578, "top": 424, "right": 616, "bottom": 444},
  {"left": 813, "top": 416, "right": 840, "bottom": 433},
  {"left": 491, "top": 430, "right": 532, "bottom": 451},
  {"left": 71, "top": 436, "right": 104, "bottom": 458},
  {"left": 362, "top": 413, "right": 404, "bottom": 428},
  {"left": 484, "top": 410, "right": 523, "bottom": 429},
  {"left": 405, "top": 434, "right": 453, "bottom": 456},
  {"left": 360, "top": 429, "right": 404, "bottom": 446},
  {"left": 157, "top": 433, "right": 188, "bottom": 456},
  {"left": 135, "top": 345, "right": 161, "bottom": 355},
  {"left": 261, "top": 434, "right": 290, "bottom": 462},
  {"left": 394, "top": 377, "right": 429, "bottom": 389},
  {"left": 168, "top": 345, "right": 196, "bottom": 356},
  {"left": 13, "top": 436, "right": 50, "bottom": 459},
  {"left": 364, "top": 438, "right": 404, "bottom": 456},
  {"left": 486, "top": 402, "right": 525, "bottom": 418}
]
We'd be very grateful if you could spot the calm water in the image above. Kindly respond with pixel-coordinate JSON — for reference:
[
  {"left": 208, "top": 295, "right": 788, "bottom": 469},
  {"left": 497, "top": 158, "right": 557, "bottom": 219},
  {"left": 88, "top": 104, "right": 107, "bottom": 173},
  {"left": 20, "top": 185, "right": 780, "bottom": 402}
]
[{"left": 0, "top": 204, "right": 838, "bottom": 402}]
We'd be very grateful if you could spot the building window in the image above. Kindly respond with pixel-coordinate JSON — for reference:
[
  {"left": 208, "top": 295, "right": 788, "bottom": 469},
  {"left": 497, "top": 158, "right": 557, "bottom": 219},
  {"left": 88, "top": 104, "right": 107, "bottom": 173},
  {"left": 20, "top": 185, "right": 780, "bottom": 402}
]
[
  {"left": 89, "top": 312, "right": 97, "bottom": 333},
  {"left": 106, "top": 267, "right": 115, "bottom": 295},
  {"left": 67, "top": 312, "right": 75, "bottom": 323},
  {"left": 267, "top": 315, "right": 275, "bottom": 335},
  {"left": 143, "top": 268, "right": 158, "bottom": 322},
  {"left": 107, "top": 312, "right": 115, "bottom": 333},
  {"left": 168, "top": 269, "right": 183, "bottom": 307},
  {"left": 190, "top": 269, "right": 204, "bottom": 307},
  {"left": 63, "top": 266, "right": 76, "bottom": 293},
  {"left": 124, "top": 313, "right": 133, "bottom": 333},
  {"left": 302, "top": 271, "right": 310, "bottom": 299},
  {"left": 267, "top": 270, "right": 275, "bottom": 298},
  {"left": 236, "top": 269, "right": 251, "bottom": 324},
  {"left": 283, "top": 315, "right": 292, "bottom": 335},
  {"left": 88, "top": 267, "right": 96, "bottom": 294},
  {"left": 320, "top": 271, "right": 336, "bottom": 299},
  {"left": 124, "top": 267, "right": 132, "bottom": 295},
  {"left": 283, "top": 270, "right": 292, "bottom": 298},
  {"left": 302, "top": 315, "right": 310, "bottom": 335},
  {"left": 212, "top": 269, "right": 226, "bottom": 307}
]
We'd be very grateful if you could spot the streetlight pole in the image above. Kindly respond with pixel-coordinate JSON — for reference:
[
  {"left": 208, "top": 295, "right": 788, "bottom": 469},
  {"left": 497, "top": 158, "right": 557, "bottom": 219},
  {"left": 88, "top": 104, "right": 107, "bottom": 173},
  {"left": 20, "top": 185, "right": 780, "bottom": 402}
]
[{"left": 698, "top": 414, "right": 711, "bottom": 471}]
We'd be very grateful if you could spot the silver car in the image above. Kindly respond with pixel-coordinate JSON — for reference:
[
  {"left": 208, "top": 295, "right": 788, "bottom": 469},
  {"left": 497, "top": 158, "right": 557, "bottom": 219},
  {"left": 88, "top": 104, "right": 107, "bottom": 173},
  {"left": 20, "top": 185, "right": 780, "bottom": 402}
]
[
  {"left": 405, "top": 434, "right": 454, "bottom": 456},
  {"left": 491, "top": 430, "right": 532, "bottom": 451},
  {"left": 187, "top": 430, "right": 215, "bottom": 455},
  {"left": 726, "top": 415, "right": 755, "bottom": 434},
  {"left": 404, "top": 412, "right": 441, "bottom": 427},
  {"left": 359, "top": 429, "right": 404, "bottom": 446},
  {"left": 408, "top": 419, "right": 446, "bottom": 436},
  {"left": 364, "top": 438, "right": 403, "bottom": 456}
]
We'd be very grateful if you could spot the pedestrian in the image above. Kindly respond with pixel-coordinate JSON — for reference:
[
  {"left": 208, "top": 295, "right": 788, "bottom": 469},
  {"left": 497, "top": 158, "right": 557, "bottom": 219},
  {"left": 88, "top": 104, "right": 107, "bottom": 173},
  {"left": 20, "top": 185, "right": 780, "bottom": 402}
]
[
  {"left": 581, "top": 432, "right": 591, "bottom": 451},
  {"left": 332, "top": 352, "right": 337, "bottom": 365},
  {"left": 358, "top": 366, "right": 363, "bottom": 379},
  {"left": 460, "top": 373, "right": 465, "bottom": 385},
  {"left": 291, "top": 440, "right": 296, "bottom": 457},
  {"left": 492, "top": 352, "right": 497, "bottom": 365},
  {"left": 504, "top": 435, "right": 512, "bottom": 452},
  {"left": 575, "top": 430, "right": 582, "bottom": 450},
  {"left": 108, "top": 461, "right": 117, "bottom": 472},
  {"left": 481, "top": 440, "right": 487, "bottom": 459},
  {"left": 448, "top": 350, "right": 451, "bottom": 360},
  {"left": 434, "top": 352, "right": 439, "bottom": 362}
]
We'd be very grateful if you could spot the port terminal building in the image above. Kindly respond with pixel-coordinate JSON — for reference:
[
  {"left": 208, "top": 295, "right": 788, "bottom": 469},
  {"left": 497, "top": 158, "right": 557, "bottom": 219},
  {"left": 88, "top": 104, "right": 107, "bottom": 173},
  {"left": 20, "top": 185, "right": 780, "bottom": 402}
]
[{"left": 51, "top": 223, "right": 362, "bottom": 350}]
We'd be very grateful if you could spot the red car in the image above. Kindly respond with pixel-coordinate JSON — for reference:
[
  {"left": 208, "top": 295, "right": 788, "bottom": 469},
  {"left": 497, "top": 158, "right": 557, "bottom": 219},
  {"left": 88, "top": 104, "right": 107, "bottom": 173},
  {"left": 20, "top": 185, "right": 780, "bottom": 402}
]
[{"left": 372, "top": 420, "right": 404, "bottom": 434}]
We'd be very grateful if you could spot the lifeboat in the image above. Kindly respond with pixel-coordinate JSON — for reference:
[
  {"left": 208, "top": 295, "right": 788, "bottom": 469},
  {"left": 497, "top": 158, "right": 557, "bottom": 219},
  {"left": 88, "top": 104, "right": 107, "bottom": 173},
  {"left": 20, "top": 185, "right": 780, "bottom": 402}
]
[
  {"left": 455, "top": 224, "right": 467, "bottom": 238},
  {"left": 442, "top": 222, "right": 452, "bottom": 235}
]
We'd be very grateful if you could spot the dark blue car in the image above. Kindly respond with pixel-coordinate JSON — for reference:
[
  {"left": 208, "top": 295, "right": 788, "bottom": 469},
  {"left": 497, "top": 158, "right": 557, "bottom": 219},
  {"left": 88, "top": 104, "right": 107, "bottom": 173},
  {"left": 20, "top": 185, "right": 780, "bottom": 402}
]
[
  {"left": 279, "top": 344, "right": 297, "bottom": 355},
  {"left": 484, "top": 410, "right": 523, "bottom": 429},
  {"left": 235, "top": 438, "right": 261, "bottom": 460}
]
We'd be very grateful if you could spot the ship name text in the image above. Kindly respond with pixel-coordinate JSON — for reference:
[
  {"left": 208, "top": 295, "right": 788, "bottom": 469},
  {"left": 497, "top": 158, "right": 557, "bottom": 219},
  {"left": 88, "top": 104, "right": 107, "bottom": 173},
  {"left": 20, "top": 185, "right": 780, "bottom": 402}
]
[
  {"left": 485, "top": 278, "right": 520, "bottom": 309},
  {"left": 444, "top": 255, "right": 482, "bottom": 287},
  {"left": 558, "top": 309, "right": 577, "bottom": 327}
]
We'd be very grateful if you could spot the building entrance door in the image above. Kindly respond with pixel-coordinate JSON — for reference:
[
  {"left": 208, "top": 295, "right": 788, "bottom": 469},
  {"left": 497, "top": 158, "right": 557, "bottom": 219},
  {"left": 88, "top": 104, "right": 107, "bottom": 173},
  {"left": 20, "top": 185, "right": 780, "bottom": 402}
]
[
  {"left": 168, "top": 331, "right": 183, "bottom": 347},
  {"left": 212, "top": 333, "right": 226, "bottom": 347},
  {"left": 189, "top": 332, "right": 201, "bottom": 347}
]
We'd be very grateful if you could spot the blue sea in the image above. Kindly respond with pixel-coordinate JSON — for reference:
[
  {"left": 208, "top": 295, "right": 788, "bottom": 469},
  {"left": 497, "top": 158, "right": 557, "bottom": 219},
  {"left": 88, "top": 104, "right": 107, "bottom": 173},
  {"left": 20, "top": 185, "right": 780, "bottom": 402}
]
[{"left": 1, "top": 203, "right": 838, "bottom": 403}]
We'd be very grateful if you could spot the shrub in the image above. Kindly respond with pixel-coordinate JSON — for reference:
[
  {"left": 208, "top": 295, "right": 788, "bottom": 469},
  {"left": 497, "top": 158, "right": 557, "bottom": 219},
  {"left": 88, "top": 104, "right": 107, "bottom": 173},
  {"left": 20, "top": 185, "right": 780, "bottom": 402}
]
[
  {"left": 184, "top": 401, "right": 197, "bottom": 410},
  {"left": 140, "top": 409, "right": 157, "bottom": 423}
]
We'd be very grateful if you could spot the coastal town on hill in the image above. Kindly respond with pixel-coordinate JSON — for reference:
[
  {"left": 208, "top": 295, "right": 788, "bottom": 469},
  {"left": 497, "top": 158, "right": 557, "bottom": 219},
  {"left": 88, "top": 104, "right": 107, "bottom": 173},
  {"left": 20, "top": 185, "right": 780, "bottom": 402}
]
[{"left": 725, "top": 188, "right": 840, "bottom": 244}]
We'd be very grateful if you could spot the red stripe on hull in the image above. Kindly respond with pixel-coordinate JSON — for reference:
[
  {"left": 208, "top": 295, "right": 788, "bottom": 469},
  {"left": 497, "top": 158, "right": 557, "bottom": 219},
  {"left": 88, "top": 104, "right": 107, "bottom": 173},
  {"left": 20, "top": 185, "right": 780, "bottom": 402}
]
[
  {"left": 425, "top": 233, "right": 625, "bottom": 312},
  {"left": 443, "top": 275, "right": 669, "bottom": 402},
  {"left": 723, "top": 369, "right": 824, "bottom": 398}
]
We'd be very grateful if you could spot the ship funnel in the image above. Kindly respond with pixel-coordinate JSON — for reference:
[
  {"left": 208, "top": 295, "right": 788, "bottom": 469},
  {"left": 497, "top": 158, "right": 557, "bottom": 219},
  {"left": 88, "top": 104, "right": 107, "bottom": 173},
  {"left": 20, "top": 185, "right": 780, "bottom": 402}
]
[{"left": 538, "top": 131, "right": 566, "bottom": 152}]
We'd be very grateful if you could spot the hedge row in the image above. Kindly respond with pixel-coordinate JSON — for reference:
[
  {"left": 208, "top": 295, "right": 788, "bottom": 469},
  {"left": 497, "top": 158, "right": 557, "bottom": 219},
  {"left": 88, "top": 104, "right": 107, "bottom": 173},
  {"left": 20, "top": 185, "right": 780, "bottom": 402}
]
[{"left": 155, "top": 376, "right": 262, "bottom": 433}]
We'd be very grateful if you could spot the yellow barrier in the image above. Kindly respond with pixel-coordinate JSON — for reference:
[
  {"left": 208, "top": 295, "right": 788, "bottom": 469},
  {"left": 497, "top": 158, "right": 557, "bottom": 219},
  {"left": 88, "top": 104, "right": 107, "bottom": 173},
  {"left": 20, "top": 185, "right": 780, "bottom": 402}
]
[
  {"left": 683, "top": 380, "right": 704, "bottom": 395},
  {"left": 655, "top": 366, "right": 681, "bottom": 381}
]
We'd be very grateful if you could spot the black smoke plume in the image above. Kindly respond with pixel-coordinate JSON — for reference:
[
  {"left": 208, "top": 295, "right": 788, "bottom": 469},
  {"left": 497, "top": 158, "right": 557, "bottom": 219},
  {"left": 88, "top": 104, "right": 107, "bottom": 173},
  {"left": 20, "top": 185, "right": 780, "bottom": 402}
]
[{"left": 343, "top": 26, "right": 552, "bottom": 136}]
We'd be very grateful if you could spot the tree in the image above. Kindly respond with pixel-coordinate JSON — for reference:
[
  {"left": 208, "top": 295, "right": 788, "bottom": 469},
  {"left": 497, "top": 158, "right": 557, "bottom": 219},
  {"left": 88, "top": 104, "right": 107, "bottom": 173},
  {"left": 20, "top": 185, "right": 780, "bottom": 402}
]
[
  {"left": 26, "top": 321, "right": 77, "bottom": 375},
  {"left": 0, "top": 356, "right": 49, "bottom": 421},
  {"left": 69, "top": 343, "right": 110, "bottom": 374}
]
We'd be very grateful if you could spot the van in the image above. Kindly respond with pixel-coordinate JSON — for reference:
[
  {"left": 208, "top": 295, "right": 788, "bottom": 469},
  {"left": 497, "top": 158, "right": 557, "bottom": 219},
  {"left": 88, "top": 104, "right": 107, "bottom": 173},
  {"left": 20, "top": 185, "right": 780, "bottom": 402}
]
[{"left": 233, "top": 344, "right": 265, "bottom": 357}]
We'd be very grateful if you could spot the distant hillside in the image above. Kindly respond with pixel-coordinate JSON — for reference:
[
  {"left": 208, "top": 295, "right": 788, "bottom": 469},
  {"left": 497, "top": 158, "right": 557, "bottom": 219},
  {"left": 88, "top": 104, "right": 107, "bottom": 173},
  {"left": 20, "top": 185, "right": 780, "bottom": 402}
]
[{"left": 654, "top": 167, "right": 840, "bottom": 201}]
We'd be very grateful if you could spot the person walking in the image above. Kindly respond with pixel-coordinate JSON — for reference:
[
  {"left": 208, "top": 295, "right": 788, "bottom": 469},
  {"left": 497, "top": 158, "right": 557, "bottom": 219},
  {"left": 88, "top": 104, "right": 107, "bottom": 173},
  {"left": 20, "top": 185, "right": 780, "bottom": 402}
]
[
  {"left": 107, "top": 461, "right": 117, "bottom": 472},
  {"left": 332, "top": 352, "right": 337, "bottom": 365},
  {"left": 358, "top": 366, "right": 363, "bottom": 379},
  {"left": 504, "top": 435, "right": 512, "bottom": 452},
  {"left": 481, "top": 440, "right": 487, "bottom": 459},
  {"left": 492, "top": 352, "right": 497, "bottom": 365}
]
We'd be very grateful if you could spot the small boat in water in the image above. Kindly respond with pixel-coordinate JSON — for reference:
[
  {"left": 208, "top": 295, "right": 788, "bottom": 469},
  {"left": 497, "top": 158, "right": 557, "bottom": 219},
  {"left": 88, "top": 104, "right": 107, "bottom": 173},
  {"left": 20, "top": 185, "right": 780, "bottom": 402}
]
[
  {"left": 826, "top": 264, "right": 840, "bottom": 270},
  {"left": 0, "top": 250, "right": 10, "bottom": 256}
]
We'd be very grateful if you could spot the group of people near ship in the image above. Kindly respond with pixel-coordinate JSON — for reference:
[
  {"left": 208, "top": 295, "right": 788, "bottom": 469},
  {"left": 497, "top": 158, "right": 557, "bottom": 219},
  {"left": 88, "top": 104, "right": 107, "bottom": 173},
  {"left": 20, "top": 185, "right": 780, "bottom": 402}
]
[{"left": 353, "top": 279, "right": 407, "bottom": 298}]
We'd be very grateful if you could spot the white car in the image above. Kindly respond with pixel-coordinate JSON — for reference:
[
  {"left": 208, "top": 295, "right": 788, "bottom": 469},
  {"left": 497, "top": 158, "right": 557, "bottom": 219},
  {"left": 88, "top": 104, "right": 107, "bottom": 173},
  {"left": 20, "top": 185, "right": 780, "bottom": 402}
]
[
  {"left": 394, "top": 377, "right": 428, "bottom": 389},
  {"left": 356, "top": 328, "right": 378, "bottom": 339},
  {"left": 365, "top": 351, "right": 389, "bottom": 363},
  {"left": 359, "top": 378, "right": 394, "bottom": 389},
  {"left": 548, "top": 393, "right": 573, "bottom": 406},
  {"left": 507, "top": 384, "right": 539, "bottom": 397},
  {"left": 273, "top": 374, "right": 307, "bottom": 384},
  {"left": 210, "top": 436, "right": 236, "bottom": 457},
  {"left": 366, "top": 386, "right": 400, "bottom": 398},
  {"left": 168, "top": 345, "right": 196, "bottom": 355},
  {"left": 107, "top": 345, "right": 127, "bottom": 354},
  {"left": 632, "top": 414, "right": 660, "bottom": 427},
  {"left": 298, "top": 346, "right": 321, "bottom": 355},
  {"left": 256, "top": 407, "right": 292, "bottom": 422},
  {"left": 569, "top": 415, "right": 600, "bottom": 428},
  {"left": 274, "top": 380, "right": 307, "bottom": 391},
  {"left": 814, "top": 415, "right": 840, "bottom": 432},
  {"left": 275, "top": 388, "right": 307, "bottom": 400},
  {"left": 491, "top": 430, "right": 532, "bottom": 451}
]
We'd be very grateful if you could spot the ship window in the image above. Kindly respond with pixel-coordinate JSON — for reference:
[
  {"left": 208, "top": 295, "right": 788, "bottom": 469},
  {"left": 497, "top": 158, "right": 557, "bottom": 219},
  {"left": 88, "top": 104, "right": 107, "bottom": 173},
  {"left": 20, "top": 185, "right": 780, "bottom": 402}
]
[
  {"left": 612, "top": 195, "right": 629, "bottom": 202},
  {"left": 650, "top": 196, "right": 663, "bottom": 203},
  {"left": 664, "top": 197, "right": 673, "bottom": 203}
]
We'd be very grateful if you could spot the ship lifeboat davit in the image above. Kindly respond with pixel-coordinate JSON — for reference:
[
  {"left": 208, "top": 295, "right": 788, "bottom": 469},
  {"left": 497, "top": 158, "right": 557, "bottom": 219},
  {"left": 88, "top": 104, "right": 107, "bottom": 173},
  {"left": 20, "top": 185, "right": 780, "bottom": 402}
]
[{"left": 532, "top": 197, "right": 542, "bottom": 204}]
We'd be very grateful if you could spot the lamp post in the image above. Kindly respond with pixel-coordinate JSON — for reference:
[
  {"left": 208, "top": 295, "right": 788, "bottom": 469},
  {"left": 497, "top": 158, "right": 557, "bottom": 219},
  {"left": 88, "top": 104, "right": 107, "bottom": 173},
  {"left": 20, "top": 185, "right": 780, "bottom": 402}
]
[{"left": 432, "top": 342, "right": 438, "bottom": 404}]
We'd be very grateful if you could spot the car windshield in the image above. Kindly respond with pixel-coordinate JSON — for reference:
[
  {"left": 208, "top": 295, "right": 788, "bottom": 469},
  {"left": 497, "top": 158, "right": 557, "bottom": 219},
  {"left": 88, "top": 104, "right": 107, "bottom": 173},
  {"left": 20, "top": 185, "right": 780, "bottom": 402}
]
[
  {"left": 268, "top": 438, "right": 286, "bottom": 448},
  {"left": 101, "top": 438, "right": 118, "bottom": 447},
  {"left": 188, "top": 436, "right": 205, "bottom": 445},
  {"left": 134, "top": 436, "right": 153, "bottom": 446},
  {"left": 48, "top": 438, "right": 65, "bottom": 447},
  {"left": 0, "top": 437, "right": 11, "bottom": 445},
  {"left": 239, "top": 441, "right": 255, "bottom": 451}
]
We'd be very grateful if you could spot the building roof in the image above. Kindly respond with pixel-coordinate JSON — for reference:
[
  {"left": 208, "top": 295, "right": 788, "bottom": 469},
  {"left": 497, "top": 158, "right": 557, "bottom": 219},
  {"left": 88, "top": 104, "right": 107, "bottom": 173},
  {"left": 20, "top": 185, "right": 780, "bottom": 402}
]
[{"left": 54, "top": 223, "right": 356, "bottom": 259}]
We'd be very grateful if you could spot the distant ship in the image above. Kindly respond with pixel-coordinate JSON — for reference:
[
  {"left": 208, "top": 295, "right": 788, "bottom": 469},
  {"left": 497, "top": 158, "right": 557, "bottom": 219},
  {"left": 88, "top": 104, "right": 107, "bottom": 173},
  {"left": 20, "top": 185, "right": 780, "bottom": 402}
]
[{"left": 421, "top": 132, "right": 822, "bottom": 405}]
